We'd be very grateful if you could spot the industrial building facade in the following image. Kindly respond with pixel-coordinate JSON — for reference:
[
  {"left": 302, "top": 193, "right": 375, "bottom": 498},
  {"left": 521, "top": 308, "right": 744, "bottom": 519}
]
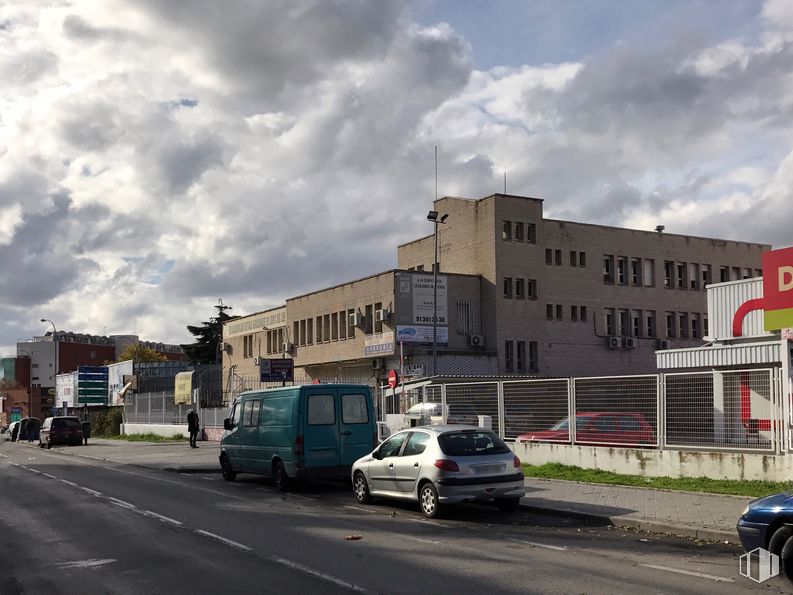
[{"left": 222, "top": 193, "right": 769, "bottom": 401}]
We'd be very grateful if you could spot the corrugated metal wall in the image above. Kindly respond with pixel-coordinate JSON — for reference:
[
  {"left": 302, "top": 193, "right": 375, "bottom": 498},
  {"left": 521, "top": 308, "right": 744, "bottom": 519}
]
[{"left": 707, "top": 278, "right": 768, "bottom": 340}]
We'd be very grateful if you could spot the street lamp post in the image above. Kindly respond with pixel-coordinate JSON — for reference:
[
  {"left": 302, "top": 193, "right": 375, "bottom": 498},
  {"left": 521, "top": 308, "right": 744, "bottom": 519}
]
[
  {"left": 426, "top": 211, "right": 448, "bottom": 376},
  {"left": 40, "top": 319, "right": 57, "bottom": 415}
]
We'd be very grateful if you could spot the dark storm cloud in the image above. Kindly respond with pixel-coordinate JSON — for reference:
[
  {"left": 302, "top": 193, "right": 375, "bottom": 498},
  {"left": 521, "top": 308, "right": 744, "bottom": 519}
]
[
  {"left": 142, "top": 132, "right": 227, "bottom": 194},
  {"left": 59, "top": 100, "right": 125, "bottom": 152}
]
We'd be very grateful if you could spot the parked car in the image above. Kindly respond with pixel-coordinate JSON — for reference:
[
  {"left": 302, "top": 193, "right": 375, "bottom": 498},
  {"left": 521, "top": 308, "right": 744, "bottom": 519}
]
[
  {"left": 7, "top": 421, "right": 20, "bottom": 442},
  {"left": 515, "top": 412, "right": 655, "bottom": 446},
  {"left": 738, "top": 492, "right": 793, "bottom": 580},
  {"left": 39, "top": 416, "right": 84, "bottom": 448},
  {"left": 220, "top": 384, "right": 377, "bottom": 489},
  {"left": 351, "top": 425, "right": 525, "bottom": 518}
]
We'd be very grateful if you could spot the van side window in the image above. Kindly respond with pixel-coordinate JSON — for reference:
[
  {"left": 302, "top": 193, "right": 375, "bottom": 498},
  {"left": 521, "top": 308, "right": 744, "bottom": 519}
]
[
  {"left": 231, "top": 403, "right": 243, "bottom": 427},
  {"left": 307, "top": 394, "right": 335, "bottom": 425},
  {"left": 341, "top": 394, "right": 368, "bottom": 424},
  {"left": 260, "top": 397, "right": 293, "bottom": 426},
  {"left": 243, "top": 400, "right": 261, "bottom": 427}
]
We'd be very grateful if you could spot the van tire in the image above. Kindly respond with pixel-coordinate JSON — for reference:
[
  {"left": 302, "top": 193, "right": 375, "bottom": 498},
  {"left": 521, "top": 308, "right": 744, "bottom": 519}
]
[
  {"left": 220, "top": 455, "right": 236, "bottom": 482},
  {"left": 273, "top": 460, "right": 288, "bottom": 492},
  {"left": 353, "top": 472, "right": 371, "bottom": 504}
]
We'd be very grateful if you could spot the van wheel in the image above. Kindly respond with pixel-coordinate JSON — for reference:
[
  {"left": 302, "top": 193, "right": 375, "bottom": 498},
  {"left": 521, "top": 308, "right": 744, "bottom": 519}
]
[
  {"left": 273, "top": 460, "right": 288, "bottom": 492},
  {"left": 220, "top": 456, "right": 236, "bottom": 482},
  {"left": 419, "top": 482, "right": 441, "bottom": 518},
  {"left": 353, "top": 472, "right": 371, "bottom": 504}
]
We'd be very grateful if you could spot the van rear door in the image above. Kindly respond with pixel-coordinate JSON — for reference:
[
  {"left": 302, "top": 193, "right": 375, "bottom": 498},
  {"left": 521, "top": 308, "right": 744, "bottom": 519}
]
[
  {"left": 339, "top": 389, "right": 375, "bottom": 466},
  {"left": 303, "top": 388, "right": 341, "bottom": 469}
]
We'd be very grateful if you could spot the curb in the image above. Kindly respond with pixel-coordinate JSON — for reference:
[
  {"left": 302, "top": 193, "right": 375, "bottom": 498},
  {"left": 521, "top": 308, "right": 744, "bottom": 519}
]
[{"left": 519, "top": 502, "right": 738, "bottom": 544}]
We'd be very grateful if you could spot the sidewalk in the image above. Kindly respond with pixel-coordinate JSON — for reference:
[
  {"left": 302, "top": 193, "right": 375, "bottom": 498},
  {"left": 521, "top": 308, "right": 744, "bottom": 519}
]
[{"left": 520, "top": 477, "right": 750, "bottom": 543}]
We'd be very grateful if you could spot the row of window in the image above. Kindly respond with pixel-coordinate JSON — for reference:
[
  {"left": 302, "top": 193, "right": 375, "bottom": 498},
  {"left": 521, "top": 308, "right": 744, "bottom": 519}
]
[
  {"left": 602, "top": 255, "right": 761, "bottom": 289},
  {"left": 546, "top": 249, "right": 587, "bottom": 267},
  {"left": 502, "top": 220, "right": 537, "bottom": 243},
  {"left": 231, "top": 393, "right": 369, "bottom": 428},
  {"left": 503, "top": 278, "right": 538, "bottom": 300},
  {"left": 546, "top": 304, "right": 588, "bottom": 322},
  {"left": 504, "top": 340, "right": 539, "bottom": 372},
  {"left": 603, "top": 308, "right": 709, "bottom": 339}
]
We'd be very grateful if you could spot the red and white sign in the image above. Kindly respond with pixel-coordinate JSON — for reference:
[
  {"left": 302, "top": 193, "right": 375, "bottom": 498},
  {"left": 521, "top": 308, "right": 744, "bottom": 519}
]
[
  {"left": 387, "top": 369, "right": 399, "bottom": 389},
  {"left": 763, "top": 246, "right": 793, "bottom": 331}
]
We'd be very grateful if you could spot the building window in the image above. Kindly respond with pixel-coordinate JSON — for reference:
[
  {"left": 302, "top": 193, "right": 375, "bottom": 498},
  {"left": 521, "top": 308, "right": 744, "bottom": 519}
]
[
  {"left": 517, "top": 341, "right": 526, "bottom": 372},
  {"left": 374, "top": 302, "right": 383, "bottom": 334},
  {"left": 605, "top": 309, "right": 615, "bottom": 335},
  {"left": 307, "top": 319, "right": 313, "bottom": 345},
  {"left": 416, "top": 264, "right": 424, "bottom": 272},
  {"left": 293, "top": 322, "right": 299, "bottom": 348},
  {"left": 666, "top": 312, "right": 676, "bottom": 337},
  {"left": 546, "top": 304, "right": 553, "bottom": 320},
  {"left": 701, "top": 264, "right": 711, "bottom": 288},
  {"left": 720, "top": 266, "right": 729, "bottom": 282},
  {"left": 545, "top": 249, "right": 553, "bottom": 265},
  {"left": 555, "top": 249, "right": 562, "bottom": 266},
  {"left": 580, "top": 306, "right": 587, "bottom": 321},
  {"left": 579, "top": 252, "right": 586, "bottom": 267},
  {"left": 646, "top": 311, "right": 656, "bottom": 338},
  {"left": 732, "top": 266, "right": 741, "bottom": 280},
  {"left": 503, "top": 278, "right": 513, "bottom": 299},
  {"left": 526, "top": 223, "right": 537, "bottom": 243},
  {"left": 688, "top": 263, "right": 699, "bottom": 289},
  {"left": 570, "top": 251, "right": 577, "bottom": 267},
  {"left": 676, "top": 263, "right": 686, "bottom": 289},
  {"left": 299, "top": 320, "right": 306, "bottom": 346},
  {"left": 691, "top": 315, "right": 700, "bottom": 339},
  {"left": 571, "top": 305, "right": 578, "bottom": 321},
  {"left": 631, "top": 310, "right": 642, "bottom": 337},
  {"left": 555, "top": 304, "right": 563, "bottom": 320},
  {"left": 527, "top": 279, "right": 537, "bottom": 300},
  {"left": 362, "top": 306, "right": 371, "bottom": 335},
  {"left": 742, "top": 267, "right": 752, "bottom": 279},
  {"left": 505, "top": 340, "right": 514, "bottom": 372},
  {"left": 704, "top": 315, "right": 709, "bottom": 336},
  {"left": 502, "top": 221, "right": 512, "bottom": 241},
  {"left": 618, "top": 309, "right": 629, "bottom": 336},
  {"left": 338, "top": 312, "right": 346, "bottom": 340},
  {"left": 515, "top": 278, "right": 525, "bottom": 299},
  {"left": 267, "top": 331, "right": 272, "bottom": 354},
  {"left": 528, "top": 341, "right": 539, "bottom": 372},
  {"left": 617, "top": 257, "right": 627, "bottom": 284},
  {"left": 456, "top": 299, "right": 472, "bottom": 336},
  {"left": 515, "top": 222, "right": 524, "bottom": 242},
  {"left": 347, "top": 309, "right": 356, "bottom": 339},
  {"left": 332, "top": 312, "right": 340, "bottom": 339},
  {"left": 630, "top": 258, "right": 641, "bottom": 285},
  {"left": 603, "top": 255, "right": 614, "bottom": 283},
  {"left": 664, "top": 261, "right": 674, "bottom": 288},
  {"left": 643, "top": 259, "right": 655, "bottom": 286},
  {"left": 316, "top": 316, "right": 323, "bottom": 343},
  {"left": 678, "top": 313, "right": 689, "bottom": 338},
  {"left": 244, "top": 334, "right": 254, "bottom": 358}
]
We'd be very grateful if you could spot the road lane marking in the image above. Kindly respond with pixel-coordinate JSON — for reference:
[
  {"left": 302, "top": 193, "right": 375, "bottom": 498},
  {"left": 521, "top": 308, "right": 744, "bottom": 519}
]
[
  {"left": 80, "top": 487, "right": 102, "bottom": 497},
  {"left": 640, "top": 563, "right": 734, "bottom": 583},
  {"left": 271, "top": 556, "right": 370, "bottom": 593},
  {"left": 28, "top": 468, "right": 41, "bottom": 474},
  {"left": 344, "top": 505, "right": 379, "bottom": 514},
  {"left": 194, "top": 529, "right": 252, "bottom": 552},
  {"left": 142, "top": 511, "right": 183, "bottom": 526},
  {"left": 60, "top": 479, "right": 78, "bottom": 487},
  {"left": 507, "top": 538, "right": 568, "bottom": 551},
  {"left": 56, "top": 559, "right": 116, "bottom": 569},
  {"left": 405, "top": 536, "right": 441, "bottom": 545},
  {"left": 0, "top": 453, "right": 7, "bottom": 458},
  {"left": 42, "top": 472, "right": 57, "bottom": 479},
  {"left": 108, "top": 497, "right": 136, "bottom": 510}
]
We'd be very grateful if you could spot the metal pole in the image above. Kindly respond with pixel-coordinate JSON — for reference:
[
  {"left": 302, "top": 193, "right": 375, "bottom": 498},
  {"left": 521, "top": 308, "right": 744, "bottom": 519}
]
[{"left": 432, "top": 221, "right": 438, "bottom": 376}]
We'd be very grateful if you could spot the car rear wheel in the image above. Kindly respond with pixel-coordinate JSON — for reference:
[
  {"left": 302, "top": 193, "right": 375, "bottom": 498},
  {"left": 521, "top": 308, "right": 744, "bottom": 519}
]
[
  {"left": 353, "top": 472, "right": 371, "bottom": 504},
  {"left": 419, "top": 482, "right": 441, "bottom": 518},
  {"left": 496, "top": 497, "right": 521, "bottom": 512},
  {"left": 220, "top": 456, "right": 236, "bottom": 482},
  {"left": 273, "top": 460, "right": 288, "bottom": 492},
  {"left": 769, "top": 525, "right": 793, "bottom": 556}
]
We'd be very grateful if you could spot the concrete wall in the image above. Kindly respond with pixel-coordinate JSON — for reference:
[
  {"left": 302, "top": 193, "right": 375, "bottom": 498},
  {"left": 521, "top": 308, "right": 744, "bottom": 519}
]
[
  {"left": 513, "top": 441, "right": 793, "bottom": 482},
  {"left": 122, "top": 423, "right": 188, "bottom": 438}
]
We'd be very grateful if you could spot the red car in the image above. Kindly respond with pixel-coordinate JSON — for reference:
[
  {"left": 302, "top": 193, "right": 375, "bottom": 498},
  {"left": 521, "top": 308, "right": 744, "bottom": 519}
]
[{"left": 515, "top": 412, "right": 655, "bottom": 446}]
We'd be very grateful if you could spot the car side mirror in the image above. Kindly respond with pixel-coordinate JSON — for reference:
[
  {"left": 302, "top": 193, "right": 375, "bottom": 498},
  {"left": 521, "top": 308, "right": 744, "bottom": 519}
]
[{"left": 223, "top": 418, "right": 232, "bottom": 431}]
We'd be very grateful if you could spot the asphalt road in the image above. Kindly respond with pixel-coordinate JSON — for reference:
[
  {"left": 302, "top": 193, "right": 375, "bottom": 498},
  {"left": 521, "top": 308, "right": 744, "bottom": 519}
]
[{"left": 0, "top": 441, "right": 779, "bottom": 594}]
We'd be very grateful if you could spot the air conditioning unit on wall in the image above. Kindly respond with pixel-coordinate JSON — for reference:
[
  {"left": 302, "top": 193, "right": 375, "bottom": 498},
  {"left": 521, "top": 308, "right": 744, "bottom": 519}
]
[
  {"left": 375, "top": 308, "right": 390, "bottom": 323},
  {"left": 371, "top": 358, "right": 384, "bottom": 370},
  {"left": 282, "top": 342, "right": 293, "bottom": 353},
  {"left": 656, "top": 339, "right": 669, "bottom": 350},
  {"left": 253, "top": 356, "right": 260, "bottom": 365},
  {"left": 606, "top": 336, "right": 621, "bottom": 349},
  {"left": 349, "top": 312, "right": 363, "bottom": 327},
  {"left": 469, "top": 334, "right": 484, "bottom": 347},
  {"left": 623, "top": 337, "right": 637, "bottom": 349}
]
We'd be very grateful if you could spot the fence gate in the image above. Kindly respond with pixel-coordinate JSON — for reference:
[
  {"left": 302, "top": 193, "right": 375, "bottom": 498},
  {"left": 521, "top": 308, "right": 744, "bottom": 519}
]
[{"left": 664, "top": 368, "right": 778, "bottom": 452}]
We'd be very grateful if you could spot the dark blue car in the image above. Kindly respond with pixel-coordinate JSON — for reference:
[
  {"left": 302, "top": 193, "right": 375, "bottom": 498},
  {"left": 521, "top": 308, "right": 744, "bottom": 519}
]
[{"left": 737, "top": 491, "right": 793, "bottom": 579}]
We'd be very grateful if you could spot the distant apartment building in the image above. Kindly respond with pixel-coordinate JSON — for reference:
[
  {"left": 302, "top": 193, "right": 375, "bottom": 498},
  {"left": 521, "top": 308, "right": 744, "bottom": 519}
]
[{"left": 222, "top": 193, "right": 769, "bottom": 400}]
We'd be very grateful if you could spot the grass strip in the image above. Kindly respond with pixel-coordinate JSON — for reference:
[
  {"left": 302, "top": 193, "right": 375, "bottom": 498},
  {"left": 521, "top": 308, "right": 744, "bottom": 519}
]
[
  {"left": 101, "top": 433, "right": 186, "bottom": 442},
  {"left": 521, "top": 462, "right": 792, "bottom": 498}
]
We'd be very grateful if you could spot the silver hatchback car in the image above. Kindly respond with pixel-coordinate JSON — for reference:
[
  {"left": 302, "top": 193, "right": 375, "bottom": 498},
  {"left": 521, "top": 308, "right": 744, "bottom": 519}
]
[{"left": 351, "top": 425, "right": 525, "bottom": 517}]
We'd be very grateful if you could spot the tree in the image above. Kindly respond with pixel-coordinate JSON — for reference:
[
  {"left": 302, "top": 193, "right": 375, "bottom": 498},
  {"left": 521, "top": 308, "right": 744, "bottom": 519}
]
[
  {"left": 181, "top": 299, "right": 238, "bottom": 364},
  {"left": 116, "top": 343, "right": 167, "bottom": 363}
]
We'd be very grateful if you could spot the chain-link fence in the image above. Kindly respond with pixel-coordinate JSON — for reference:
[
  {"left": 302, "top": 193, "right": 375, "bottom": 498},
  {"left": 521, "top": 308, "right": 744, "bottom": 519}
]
[
  {"left": 123, "top": 392, "right": 229, "bottom": 427},
  {"left": 502, "top": 379, "right": 570, "bottom": 441}
]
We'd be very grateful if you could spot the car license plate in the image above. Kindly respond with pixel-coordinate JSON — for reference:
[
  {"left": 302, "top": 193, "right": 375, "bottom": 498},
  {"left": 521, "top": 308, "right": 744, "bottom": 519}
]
[{"left": 472, "top": 464, "right": 505, "bottom": 475}]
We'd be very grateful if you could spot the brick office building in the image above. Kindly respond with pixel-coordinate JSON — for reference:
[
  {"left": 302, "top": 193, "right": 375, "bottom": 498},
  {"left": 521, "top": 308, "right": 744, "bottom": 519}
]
[{"left": 221, "top": 193, "right": 768, "bottom": 400}]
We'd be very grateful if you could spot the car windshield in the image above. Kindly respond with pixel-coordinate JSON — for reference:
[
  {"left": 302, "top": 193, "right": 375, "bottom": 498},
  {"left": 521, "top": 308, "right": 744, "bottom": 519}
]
[
  {"left": 550, "top": 415, "right": 590, "bottom": 431},
  {"left": 438, "top": 431, "right": 510, "bottom": 456}
]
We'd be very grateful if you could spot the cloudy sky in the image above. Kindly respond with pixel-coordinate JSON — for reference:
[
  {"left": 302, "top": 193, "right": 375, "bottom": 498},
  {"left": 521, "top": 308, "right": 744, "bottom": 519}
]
[{"left": 1, "top": 0, "right": 792, "bottom": 355}]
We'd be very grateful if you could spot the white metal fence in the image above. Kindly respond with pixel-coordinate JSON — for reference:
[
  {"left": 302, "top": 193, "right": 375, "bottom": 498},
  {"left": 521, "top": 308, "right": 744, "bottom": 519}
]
[
  {"left": 123, "top": 392, "right": 228, "bottom": 427},
  {"left": 382, "top": 368, "right": 783, "bottom": 454}
]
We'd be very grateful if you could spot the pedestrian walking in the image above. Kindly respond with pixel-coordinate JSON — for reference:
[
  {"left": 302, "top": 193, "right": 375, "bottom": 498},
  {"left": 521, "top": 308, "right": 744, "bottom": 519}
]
[{"left": 187, "top": 409, "right": 199, "bottom": 448}]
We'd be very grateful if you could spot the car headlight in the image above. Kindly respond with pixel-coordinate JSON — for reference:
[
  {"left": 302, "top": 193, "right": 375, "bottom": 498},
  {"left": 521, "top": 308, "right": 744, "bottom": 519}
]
[{"left": 741, "top": 505, "right": 750, "bottom": 517}]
